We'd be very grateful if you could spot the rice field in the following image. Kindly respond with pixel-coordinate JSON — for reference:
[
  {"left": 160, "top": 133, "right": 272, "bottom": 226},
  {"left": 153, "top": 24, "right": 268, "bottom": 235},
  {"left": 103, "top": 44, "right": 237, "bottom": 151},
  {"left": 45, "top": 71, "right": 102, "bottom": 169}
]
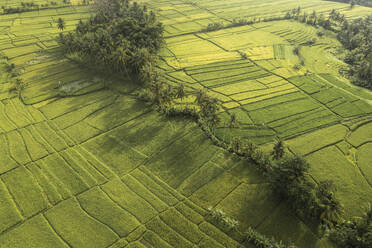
[{"left": 0, "top": 0, "right": 371, "bottom": 248}]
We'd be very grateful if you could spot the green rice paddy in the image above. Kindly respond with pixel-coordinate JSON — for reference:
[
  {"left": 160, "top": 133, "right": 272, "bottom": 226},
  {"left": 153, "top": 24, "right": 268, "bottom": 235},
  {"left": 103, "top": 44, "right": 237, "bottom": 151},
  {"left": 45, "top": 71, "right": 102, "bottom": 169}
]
[{"left": 0, "top": 0, "right": 371, "bottom": 247}]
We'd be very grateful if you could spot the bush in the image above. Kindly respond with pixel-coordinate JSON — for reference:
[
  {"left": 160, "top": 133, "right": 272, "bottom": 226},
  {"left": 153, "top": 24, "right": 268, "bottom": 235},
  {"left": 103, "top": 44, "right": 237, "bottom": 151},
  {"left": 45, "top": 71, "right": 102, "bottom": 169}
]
[
  {"left": 317, "top": 30, "right": 325, "bottom": 37},
  {"left": 293, "top": 46, "right": 300, "bottom": 55},
  {"left": 202, "top": 22, "right": 224, "bottom": 32},
  {"left": 304, "top": 38, "right": 317, "bottom": 45},
  {"left": 244, "top": 227, "right": 290, "bottom": 248},
  {"left": 267, "top": 155, "right": 343, "bottom": 224},
  {"left": 207, "top": 207, "right": 239, "bottom": 232},
  {"left": 271, "top": 140, "right": 285, "bottom": 160},
  {"left": 293, "top": 64, "right": 302, "bottom": 70},
  {"left": 269, "top": 155, "right": 309, "bottom": 188},
  {"left": 239, "top": 51, "right": 248, "bottom": 60}
]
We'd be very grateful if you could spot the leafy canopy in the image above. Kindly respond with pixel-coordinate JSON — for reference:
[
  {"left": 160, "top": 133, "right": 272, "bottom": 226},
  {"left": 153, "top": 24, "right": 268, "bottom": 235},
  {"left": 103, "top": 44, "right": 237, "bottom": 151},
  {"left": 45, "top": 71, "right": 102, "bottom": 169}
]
[{"left": 58, "top": 0, "right": 164, "bottom": 77}]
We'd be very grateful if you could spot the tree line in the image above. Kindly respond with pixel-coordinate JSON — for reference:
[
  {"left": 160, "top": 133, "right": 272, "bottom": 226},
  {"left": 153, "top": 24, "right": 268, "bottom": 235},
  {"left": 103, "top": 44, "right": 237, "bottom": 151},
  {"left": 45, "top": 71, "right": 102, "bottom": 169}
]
[
  {"left": 284, "top": 8, "right": 372, "bottom": 90},
  {"left": 1, "top": 1, "right": 73, "bottom": 14},
  {"left": 338, "top": 16, "right": 372, "bottom": 89},
  {"left": 325, "top": 0, "right": 372, "bottom": 8},
  {"left": 286, "top": 8, "right": 372, "bottom": 90}
]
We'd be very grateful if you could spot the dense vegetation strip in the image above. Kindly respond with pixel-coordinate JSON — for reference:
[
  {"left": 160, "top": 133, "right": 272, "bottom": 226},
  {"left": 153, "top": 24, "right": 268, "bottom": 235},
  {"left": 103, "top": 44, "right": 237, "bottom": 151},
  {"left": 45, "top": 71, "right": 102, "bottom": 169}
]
[
  {"left": 0, "top": 1, "right": 76, "bottom": 14},
  {"left": 324, "top": 0, "right": 372, "bottom": 8},
  {"left": 328, "top": 204, "right": 372, "bottom": 247},
  {"left": 338, "top": 16, "right": 372, "bottom": 89}
]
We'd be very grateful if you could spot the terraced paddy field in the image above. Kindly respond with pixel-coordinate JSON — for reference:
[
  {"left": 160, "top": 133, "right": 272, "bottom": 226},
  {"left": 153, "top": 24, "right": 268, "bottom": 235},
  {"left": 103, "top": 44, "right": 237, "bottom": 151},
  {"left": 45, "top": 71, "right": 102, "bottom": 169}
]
[{"left": 0, "top": 0, "right": 371, "bottom": 248}]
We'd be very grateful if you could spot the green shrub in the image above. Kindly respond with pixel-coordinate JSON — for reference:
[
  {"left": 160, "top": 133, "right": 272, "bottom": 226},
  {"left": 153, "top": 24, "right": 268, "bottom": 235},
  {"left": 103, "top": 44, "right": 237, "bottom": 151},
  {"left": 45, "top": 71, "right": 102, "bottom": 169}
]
[
  {"left": 202, "top": 22, "right": 224, "bottom": 32},
  {"left": 271, "top": 140, "right": 285, "bottom": 160},
  {"left": 207, "top": 207, "right": 239, "bottom": 232}
]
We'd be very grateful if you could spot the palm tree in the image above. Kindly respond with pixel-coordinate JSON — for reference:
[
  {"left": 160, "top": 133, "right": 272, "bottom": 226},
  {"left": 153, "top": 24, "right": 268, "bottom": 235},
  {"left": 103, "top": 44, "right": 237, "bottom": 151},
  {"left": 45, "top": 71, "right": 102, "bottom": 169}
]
[
  {"left": 356, "top": 203, "right": 372, "bottom": 235},
  {"left": 57, "top": 17, "right": 65, "bottom": 31},
  {"left": 319, "top": 197, "right": 344, "bottom": 228},
  {"left": 316, "top": 181, "right": 344, "bottom": 227},
  {"left": 271, "top": 139, "right": 285, "bottom": 160},
  {"left": 151, "top": 81, "right": 164, "bottom": 104},
  {"left": 227, "top": 113, "right": 239, "bottom": 142},
  {"left": 350, "top": 0, "right": 356, "bottom": 9},
  {"left": 176, "top": 84, "right": 185, "bottom": 100},
  {"left": 195, "top": 88, "right": 207, "bottom": 106},
  {"left": 208, "top": 113, "right": 220, "bottom": 132},
  {"left": 230, "top": 137, "right": 242, "bottom": 153}
]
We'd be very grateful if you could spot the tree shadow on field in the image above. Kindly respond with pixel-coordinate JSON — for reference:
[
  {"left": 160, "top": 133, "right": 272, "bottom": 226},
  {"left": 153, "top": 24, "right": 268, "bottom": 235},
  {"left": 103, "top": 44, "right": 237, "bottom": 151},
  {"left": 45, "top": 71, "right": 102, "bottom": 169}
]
[
  {"left": 34, "top": 49, "right": 199, "bottom": 179},
  {"left": 254, "top": 201, "right": 321, "bottom": 248},
  {"left": 20, "top": 48, "right": 139, "bottom": 105},
  {"left": 145, "top": 127, "right": 218, "bottom": 189}
]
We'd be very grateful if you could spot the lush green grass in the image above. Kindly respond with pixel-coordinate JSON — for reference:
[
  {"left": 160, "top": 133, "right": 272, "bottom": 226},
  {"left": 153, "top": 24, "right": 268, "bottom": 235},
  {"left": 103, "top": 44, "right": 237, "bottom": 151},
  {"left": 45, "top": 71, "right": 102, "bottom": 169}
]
[
  {"left": 1, "top": 166, "right": 48, "bottom": 217},
  {"left": 357, "top": 143, "right": 372, "bottom": 186},
  {"left": 347, "top": 121, "right": 372, "bottom": 147},
  {"left": 44, "top": 198, "right": 118, "bottom": 248},
  {"left": 0, "top": 180, "right": 23, "bottom": 233},
  {"left": 256, "top": 202, "right": 321, "bottom": 247},
  {"left": 77, "top": 186, "right": 140, "bottom": 237},
  {"left": 0, "top": 215, "right": 68, "bottom": 248},
  {"left": 285, "top": 124, "right": 348, "bottom": 155},
  {"left": 307, "top": 146, "right": 372, "bottom": 217}
]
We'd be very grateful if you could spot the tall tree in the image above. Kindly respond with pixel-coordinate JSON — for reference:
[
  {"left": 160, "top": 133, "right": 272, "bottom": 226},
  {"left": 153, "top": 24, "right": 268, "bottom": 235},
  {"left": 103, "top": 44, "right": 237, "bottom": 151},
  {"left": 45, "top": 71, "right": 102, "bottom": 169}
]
[
  {"left": 271, "top": 139, "right": 285, "bottom": 160},
  {"left": 57, "top": 17, "right": 65, "bottom": 31}
]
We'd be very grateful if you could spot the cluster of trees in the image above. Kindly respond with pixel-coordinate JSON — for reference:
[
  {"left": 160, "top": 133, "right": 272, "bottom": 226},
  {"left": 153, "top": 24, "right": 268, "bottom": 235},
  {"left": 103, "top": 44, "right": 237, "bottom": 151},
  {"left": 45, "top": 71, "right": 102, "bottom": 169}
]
[
  {"left": 285, "top": 8, "right": 345, "bottom": 30},
  {"left": 57, "top": 18, "right": 66, "bottom": 31},
  {"left": 58, "top": 0, "right": 164, "bottom": 81},
  {"left": 337, "top": 15, "right": 372, "bottom": 89},
  {"left": 245, "top": 227, "right": 289, "bottom": 248},
  {"left": 201, "top": 16, "right": 289, "bottom": 33},
  {"left": 287, "top": 8, "right": 372, "bottom": 90},
  {"left": 194, "top": 89, "right": 220, "bottom": 129},
  {"left": 201, "top": 8, "right": 345, "bottom": 35},
  {"left": 1, "top": 1, "right": 72, "bottom": 14},
  {"left": 0, "top": 55, "right": 23, "bottom": 97},
  {"left": 196, "top": 118, "right": 344, "bottom": 231},
  {"left": 207, "top": 207, "right": 239, "bottom": 232},
  {"left": 329, "top": 203, "right": 372, "bottom": 247},
  {"left": 1, "top": 3, "right": 39, "bottom": 14},
  {"left": 216, "top": 136, "right": 344, "bottom": 230},
  {"left": 141, "top": 81, "right": 222, "bottom": 133},
  {"left": 269, "top": 154, "right": 343, "bottom": 229},
  {"left": 325, "top": 0, "right": 372, "bottom": 8},
  {"left": 201, "top": 22, "right": 225, "bottom": 32}
]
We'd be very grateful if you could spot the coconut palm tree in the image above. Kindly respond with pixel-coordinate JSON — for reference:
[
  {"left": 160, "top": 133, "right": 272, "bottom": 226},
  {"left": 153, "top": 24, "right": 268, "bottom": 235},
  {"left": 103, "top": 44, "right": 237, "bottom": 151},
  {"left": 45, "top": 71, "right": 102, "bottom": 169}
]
[
  {"left": 57, "top": 17, "right": 65, "bottom": 31},
  {"left": 195, "top": 89, "right": 207, "bottom": 106},
  {"left": 271, "top": 139, "right": 285, "bottom": 160},
  {"left": 319, "top": 197, "right": 344, "bottom": 228},
  {"left": 316, "top": 181, "right": 344, "bottom": 227},
  {"left": 176, "top": 84, "right": 185, "bottom": 100},
  {"left": 226, "top": 113, "right": 239, "bottom": 142}
]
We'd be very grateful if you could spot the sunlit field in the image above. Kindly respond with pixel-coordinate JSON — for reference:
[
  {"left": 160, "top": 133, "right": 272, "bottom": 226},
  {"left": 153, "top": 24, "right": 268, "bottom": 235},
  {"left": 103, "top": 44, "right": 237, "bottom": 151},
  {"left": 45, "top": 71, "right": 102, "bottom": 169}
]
[{"left": 0, "top": 0, "right": 371, "bottom": 247}]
